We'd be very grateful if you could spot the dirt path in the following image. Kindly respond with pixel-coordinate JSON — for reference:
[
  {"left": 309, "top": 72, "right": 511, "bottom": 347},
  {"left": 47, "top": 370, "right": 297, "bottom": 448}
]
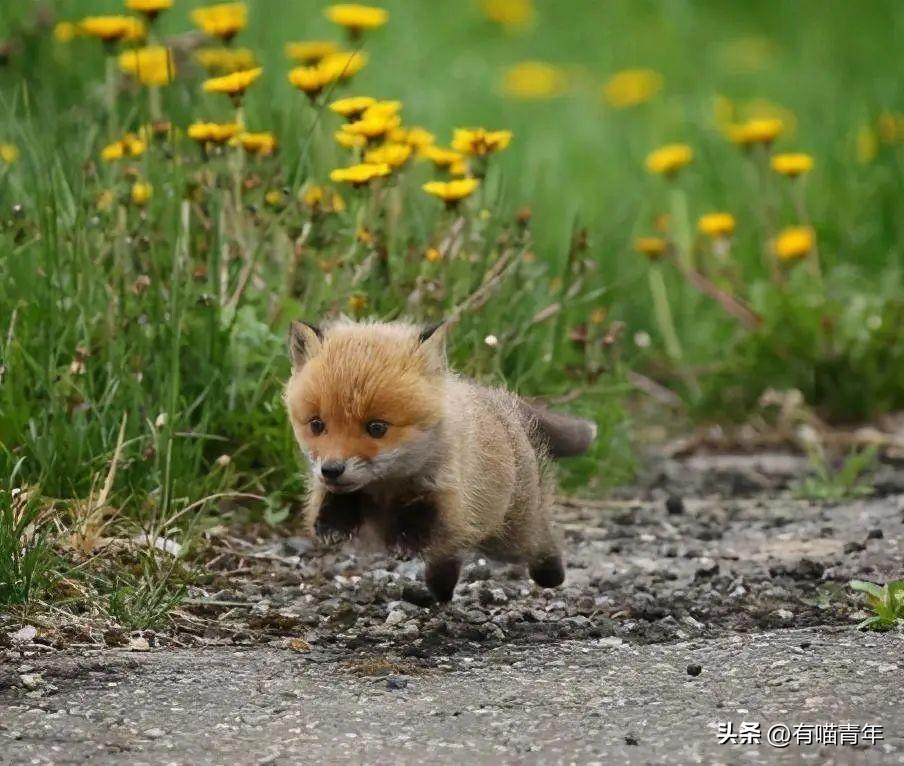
[
  {"left": 2, "top": 629, "right": 902, "bottom": 766},
  {"left": 2, "top": 456, "right": 903, "bottom": 765}
]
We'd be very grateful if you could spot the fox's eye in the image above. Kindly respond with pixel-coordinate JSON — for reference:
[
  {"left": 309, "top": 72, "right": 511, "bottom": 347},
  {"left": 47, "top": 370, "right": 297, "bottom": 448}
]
[
  {"left": 309, "top": 417, "right": 325, "bottom": 436},
  {"left": 365, "top": 420, "right": 389, "bottom": 438}
]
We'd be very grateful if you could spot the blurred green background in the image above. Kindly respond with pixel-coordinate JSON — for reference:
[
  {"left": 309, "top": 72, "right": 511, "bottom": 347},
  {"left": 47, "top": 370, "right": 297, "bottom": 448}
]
[{"left": 1, "top": 0, "right": 902, "bottom": 507}]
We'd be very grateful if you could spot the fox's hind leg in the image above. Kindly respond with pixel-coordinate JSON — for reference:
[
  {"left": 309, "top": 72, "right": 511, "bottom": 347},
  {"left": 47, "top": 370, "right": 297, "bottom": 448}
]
[
  {"left": 528, "top": 551, "right": 565, "bottom": 587},
  {"left": 525, "top": 501, "right": 565, "bottom": 588}
]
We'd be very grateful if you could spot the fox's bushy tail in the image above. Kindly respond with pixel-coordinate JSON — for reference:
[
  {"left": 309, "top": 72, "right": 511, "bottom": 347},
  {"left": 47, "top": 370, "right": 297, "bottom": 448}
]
[{"left": 519, "top": 401, "right": 597, "bottom": 458}]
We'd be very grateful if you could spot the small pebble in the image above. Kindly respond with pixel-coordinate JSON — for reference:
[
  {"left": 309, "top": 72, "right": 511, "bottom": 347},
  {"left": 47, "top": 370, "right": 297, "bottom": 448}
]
[
  {"left": 19, "top": 673, "right": 43, "bottom": 691},
  {"left": 385, "top": 609, "right": 406, "bottom": 626},
  {"left": 866, "top": 528, "right": 883, "bottom": 540},
  {"left": 665, "top": 495, "right": 685, "bottom": 515},
  {"left": 385, "top": 674, "right": 410, "bottom": 691},
  {"left": 686, "top": 663, "right": 702, "bottom": 677},
  {"left": 143, "top": 728, "right": 165, "bottom": 739}
]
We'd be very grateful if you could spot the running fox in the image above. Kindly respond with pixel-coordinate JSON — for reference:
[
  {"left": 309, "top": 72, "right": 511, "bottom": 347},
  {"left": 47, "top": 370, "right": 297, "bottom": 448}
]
[{"left": 284, "top": 319, "right": 596, "bottom": 602}]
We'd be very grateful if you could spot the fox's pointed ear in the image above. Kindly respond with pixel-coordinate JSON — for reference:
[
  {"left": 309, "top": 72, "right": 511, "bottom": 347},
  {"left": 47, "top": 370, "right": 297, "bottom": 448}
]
[
  {"left": 417, "top": 321, "right": 447, "bottom": 372},
  {"left": 288, "top": 321, "right": 323, "bottom": 369}
]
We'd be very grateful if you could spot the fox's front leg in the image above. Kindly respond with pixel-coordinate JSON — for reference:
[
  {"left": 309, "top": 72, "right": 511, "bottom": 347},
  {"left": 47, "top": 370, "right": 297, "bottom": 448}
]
[
  {"left": 424, "top": 556, "right": 462, "bottom": 604},
  {"left": 384, "top": 496, "right": 440, "bottom": 555},
  {"left": 306, "top": 483, "right": 364, "bottom": 544}
]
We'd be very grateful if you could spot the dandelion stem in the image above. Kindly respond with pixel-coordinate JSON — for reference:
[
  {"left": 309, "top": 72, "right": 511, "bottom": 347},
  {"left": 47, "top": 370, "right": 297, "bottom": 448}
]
[
  {"left": 669, "top": 187, "right": 693, "bottom": 272},
  {"left": 792, "top": 179, "right": 823, "bottom": 282},
  {"left": 148, "top": 86, "right": 161, "bottom": 122},
  {"left": 648, "top": 264, "right": 683, "bottom": 361},
  {"left": 105, "top": 54, "right": 118, "bottom": 134},
  {"left": 751, "top": 144, "right": 781, "bottom": 283}
]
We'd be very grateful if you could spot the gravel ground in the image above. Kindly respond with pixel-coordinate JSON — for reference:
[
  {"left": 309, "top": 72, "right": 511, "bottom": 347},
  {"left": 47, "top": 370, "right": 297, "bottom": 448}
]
[{"left": 1, "top": 454, "right": 902, "bottom": 764}]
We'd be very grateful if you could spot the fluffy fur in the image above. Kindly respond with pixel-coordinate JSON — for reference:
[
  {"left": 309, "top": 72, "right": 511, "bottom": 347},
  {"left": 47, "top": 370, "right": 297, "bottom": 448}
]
[{"left": 283, "top": 318, "right": 595, "bottom": 602}]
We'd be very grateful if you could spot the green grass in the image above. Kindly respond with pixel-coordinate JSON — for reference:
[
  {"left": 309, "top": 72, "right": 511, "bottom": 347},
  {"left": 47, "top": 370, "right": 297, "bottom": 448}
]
[
  {"left": 0, "top": 464, "right": 58, "bottom": 608},
  {"left": 794, "top": 445, "right": 877, "bottom": 501},
  {"left": 850, "top": 580, "right": 904, "bottom": 631},
  {"left": 0, "top": 0, "right": 902, "bottom": 617}
]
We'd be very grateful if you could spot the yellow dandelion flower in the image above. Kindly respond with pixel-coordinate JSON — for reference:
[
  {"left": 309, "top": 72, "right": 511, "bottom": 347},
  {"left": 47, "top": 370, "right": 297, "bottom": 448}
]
[
  {"left": 131, "top": 181, "right": 153, "bottom": 206},
  {"left": 79, "top": 16, "right": 146, "bottom": 43},
  {"left": 264, "top": 189, "right": 285, "bottom": 208},
  {"left": 771, "top": 153, "right": 814, "bottom": 178},
  {"left": 288, "top": 65, "right": 336, "bottom": 98},
  {"left": 329, "top": 96, "right": 377, "bottom": 119},
  {"left": 878, "top": 112, "right": 904, "bottom": 144},
  {"left": 187, "top": 121, "right": 241, "bottom": 144},
  {"left": 303, "top": 186, "right": 326, "bottom": 208},
  {"left": 856, "top": 125, "right": 878, "bottom": 165},
  {"left": 1, "top": 143, "right": 19, "bottom": 164},
  {"left": 420, "top": 145, "right": 465, "bottom": 169},
  {"left": 101, "top": 133, "right": 147, "bottom": 161},
  {"left": 773, "top": 226, "right": 815, "bottom": 261},
  {"left": 451, "top": 128, "right": 512, "bottom": 156},
  {"left": 238, "top": 132, "right": 277, "bottom": 156},
  {"left": 285, "top": 40, "right": 339, "bottom": 65},
  {"left": 125, "top": 0, "right": 173, "bottom": 19},
  {"left": 343, "top": 112, "right": 401, "bottom": 140},
  {"left": 202, "top": 66, "right": 262, "bottom": 97},
  {"left": 356, "top": 227, "right": 375, "bottom": 244},
  {"left": 365, "top": 100, "right": 402, "bottom": 118},
  {"left": 390, "top": 126, "right": 435, "bottom": 149},
  {"left": 501, "top": 61, "right": 568, "bottom": 100},
  {"left": 364, "top": 142, "right": 412, "bottom": 168},
  {"left": 96, "top": 189, "right": 115, "bottom": 212},
  {"left": 633, "top": 237, "right": 668, "bottom": 259},
  {"left": 54, "top": 21, "right": 81, "bottom": 43},
  {"left": 480, "top": 0, "right": 534, "bottom": 30},
  {"left": 424, "top": 247, "right": 443, "bottom": 263},
  {"left": 118, "top": 46, "right": 176, "bottom": 87},
  {"left": 422, "top": 178, "right": 480, "bottom": 204},
  {"left": 449, "top": 159, "right": 470, "bottom": 177},
  {"left": 727, "top": 118, "right": 784, "bottom": 147},
  {"left": 711, "top": 94, "right": 736, "bottom": 131},
  {"left": 191, "top": 3, "right": 247, "bottom": 41},
  {"left": 329, "top": 162, "right": 391, "bottom": 186},
  {"left": 745, "top": 99, "right": 796, "bottom": 135},
  {"left": 645, "top": 144, "right": 693, "bottom": 175},
  {"left": 590, "top": 307, "right": 607, "bottom": 325},
  {"left": 325, "top": 4, "right": 388, "bottom": 35},
  {"left": 347, "top": 293, "right": 368, "bottom": 313},
  {"left": 697, "top": 212, "right": 736, "bottom": 238},
  {"left": 335, "top": 129, "right": 367, "bottom": 149},
  {"left": 320, "top": 50, "right": 368, "bottom": 80},
  {"left": 303, "top": 185, "right": 346, "bottom": 213},
  {"left": 603, "top": 68, "right": 662, "bottom": 109},
  {"left": 195, "top": 47, "right": 256, "bottom": 74}
]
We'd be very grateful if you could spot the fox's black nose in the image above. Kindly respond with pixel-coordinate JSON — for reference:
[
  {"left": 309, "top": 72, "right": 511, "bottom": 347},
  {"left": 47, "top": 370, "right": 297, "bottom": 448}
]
[{"left": 320, "top": 460, "right": 346, "bottom": 480}]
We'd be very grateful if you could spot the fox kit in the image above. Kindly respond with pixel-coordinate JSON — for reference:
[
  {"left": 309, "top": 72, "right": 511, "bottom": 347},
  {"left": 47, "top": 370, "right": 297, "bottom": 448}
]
[{"left": 283, "top": 319, "right": 596, "bottom": 603}]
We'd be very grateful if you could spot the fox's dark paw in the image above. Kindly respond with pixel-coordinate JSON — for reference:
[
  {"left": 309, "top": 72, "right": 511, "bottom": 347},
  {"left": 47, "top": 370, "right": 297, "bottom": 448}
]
[
  {"left": 385, "top": 497, "right": 438, "bottom": 555},
  {"left": 529, "top": 554, "right": 565, "bottom": 588},
  {"left": 314, "top": 492, "right": 364, "bottom": 544}
]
